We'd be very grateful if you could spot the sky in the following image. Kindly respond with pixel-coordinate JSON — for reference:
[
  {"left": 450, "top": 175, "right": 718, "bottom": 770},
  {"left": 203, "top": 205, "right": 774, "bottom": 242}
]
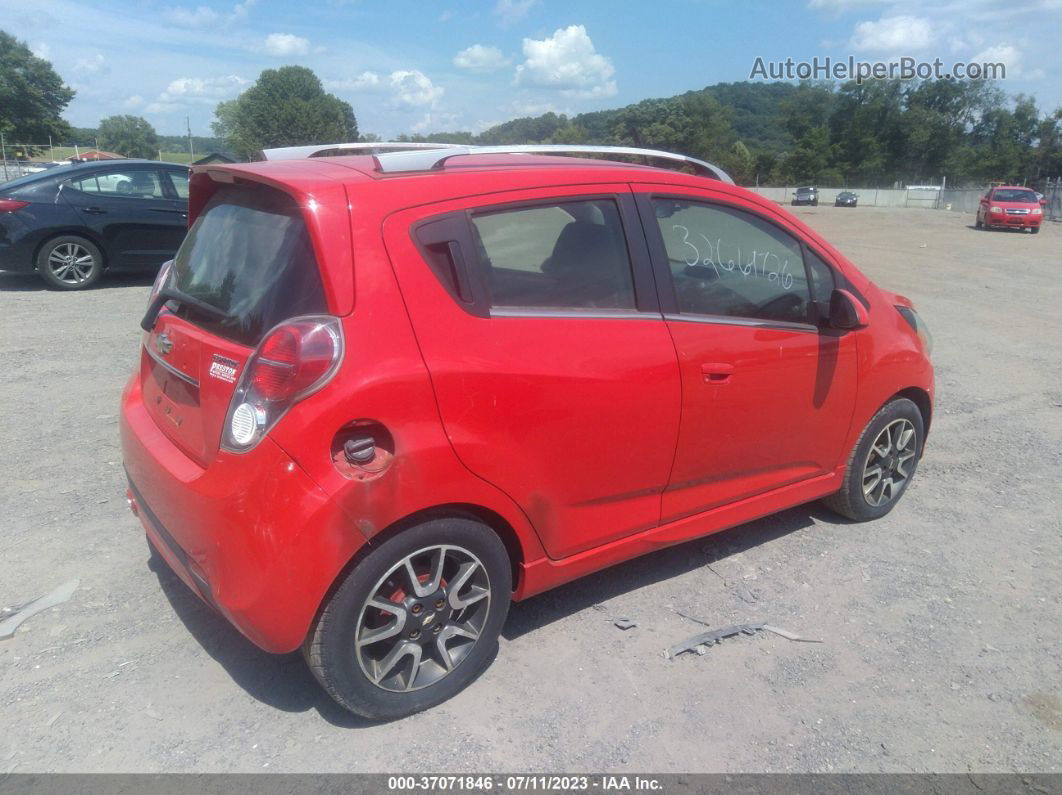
[{"left": 4, "top": 0, "right": 1062, "bottom": 140}]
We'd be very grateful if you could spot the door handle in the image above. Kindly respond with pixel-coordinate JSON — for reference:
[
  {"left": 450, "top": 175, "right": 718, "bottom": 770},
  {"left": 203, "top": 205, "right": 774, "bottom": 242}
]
[
  {"left": 82, "top": 206, "right": 107, "bottom": 214},
  {"left": 701, "top": 363, "right": 734, "bottom": 384}
]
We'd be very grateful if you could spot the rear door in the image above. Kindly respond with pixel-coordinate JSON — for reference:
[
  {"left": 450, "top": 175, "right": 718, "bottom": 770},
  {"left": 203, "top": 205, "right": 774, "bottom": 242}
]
[
  {"left": 634, "top": 186, "right": 858, "bottom": 522},
  {"left": 61, "top": 166, "right": 187, "bottom": 267},
  {"left": 141, "top": 183, "right": 329, "bottom": 466},
  {"left": 383, "top": 186, "right": 681, "bottom": 559}
]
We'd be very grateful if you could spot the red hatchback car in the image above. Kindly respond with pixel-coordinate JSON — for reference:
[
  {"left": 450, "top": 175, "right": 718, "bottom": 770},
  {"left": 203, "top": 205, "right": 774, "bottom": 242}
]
[
  {"left": 120, "top": 145, "right": 934, "bottom": 719},
  {"left": 976, "top": 185, "right": 1044, "bottom": 232}
]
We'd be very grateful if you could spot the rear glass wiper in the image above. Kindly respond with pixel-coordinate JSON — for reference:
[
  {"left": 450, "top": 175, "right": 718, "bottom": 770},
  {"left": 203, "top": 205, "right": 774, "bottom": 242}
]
[{"left": 141, "top": 286, "right": 232, "bottom": 331}]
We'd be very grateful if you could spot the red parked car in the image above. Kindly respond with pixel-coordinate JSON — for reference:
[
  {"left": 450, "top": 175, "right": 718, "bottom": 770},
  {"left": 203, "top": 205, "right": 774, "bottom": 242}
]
[
  {"left": 976, "top": 186, "right": 1044, "bottom": 232},
  {"left": 120, "top": 145, "right": 934, "bottom": 719}
]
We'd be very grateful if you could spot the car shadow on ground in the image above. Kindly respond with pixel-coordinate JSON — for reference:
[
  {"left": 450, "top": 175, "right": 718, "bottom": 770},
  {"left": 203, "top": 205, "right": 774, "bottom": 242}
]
[
  {"left": 503, "top": 504, "right": 830, "bottom": 640},
  {"left": 0, "top": 271, "right": 156, "bottom": 291},
  {"left": 150, "top": 502, "right": 836, "bottom": 727}
]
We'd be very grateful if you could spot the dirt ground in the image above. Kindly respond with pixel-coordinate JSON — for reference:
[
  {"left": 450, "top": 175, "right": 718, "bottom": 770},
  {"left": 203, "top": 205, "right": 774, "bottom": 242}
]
[{"left": 1, "top": 206, "right": 1059, "bottom": 774}]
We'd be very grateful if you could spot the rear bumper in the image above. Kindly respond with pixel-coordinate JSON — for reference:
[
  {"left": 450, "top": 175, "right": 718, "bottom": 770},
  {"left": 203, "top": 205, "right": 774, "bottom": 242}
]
[{"left": 120, "top": 373, "right": 365, "bottom": 653}]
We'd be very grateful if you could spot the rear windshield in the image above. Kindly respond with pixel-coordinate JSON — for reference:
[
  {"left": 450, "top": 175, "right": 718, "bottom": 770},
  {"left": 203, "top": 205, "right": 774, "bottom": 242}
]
[
  {"left": 992, "top": 189, "right": 1038, "bottom": 203},
  {"left": 169, "top": 184, "right": 327, "bottom": 346}
]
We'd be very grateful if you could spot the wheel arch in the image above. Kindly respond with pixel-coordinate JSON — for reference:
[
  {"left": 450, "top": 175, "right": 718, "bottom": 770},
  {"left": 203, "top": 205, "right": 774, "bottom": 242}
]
[
  {"left": 32, "top": 229, "right": 108, "bottom": 272},
  {"left": 893, "top": 386, "right": 932, "bottom": 442},
  {"left": 306, "top": 502, "right": 527, "bottom": 647}
]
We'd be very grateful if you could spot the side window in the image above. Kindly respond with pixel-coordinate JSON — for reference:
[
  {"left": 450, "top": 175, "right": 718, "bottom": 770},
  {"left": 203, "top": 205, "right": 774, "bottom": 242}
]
[
  {"left": 469, "top": 199, "right": 636, "bottom": 310},
  {"left": 651, "top": 199, "right": 811, "bottom": 324},
  {"left": 167, "top": 170, "right": 190, "bottom": 199},
  {"left": 66, "top": 169, "right": 166, "bottom": 200}
]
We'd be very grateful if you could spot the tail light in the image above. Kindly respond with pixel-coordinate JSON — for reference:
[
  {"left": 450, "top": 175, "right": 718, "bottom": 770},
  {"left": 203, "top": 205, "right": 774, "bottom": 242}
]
[
  {"left": 222, "top": 316, "right": 343, "bottom": 452},
  {"left": 0, "top": 199, "right": 30, "bottom": 213}
]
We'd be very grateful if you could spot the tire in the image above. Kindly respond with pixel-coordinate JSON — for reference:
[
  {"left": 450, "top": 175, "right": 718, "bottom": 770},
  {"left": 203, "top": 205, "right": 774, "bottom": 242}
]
[
  {"left": 975, "top": 216, "right": 983, "bottom": 229},
  {"left": 37, "top": 235, "right": 103, "bottom": 290},
  {"left": 822, "top": 397, "right": 924, "bottom": 522},
  {"left": 1031, "top": 226, "right": 1040, "bottom": 234},
  {"left": 304, "top": 517, "right": 512, "bottom": 720}
]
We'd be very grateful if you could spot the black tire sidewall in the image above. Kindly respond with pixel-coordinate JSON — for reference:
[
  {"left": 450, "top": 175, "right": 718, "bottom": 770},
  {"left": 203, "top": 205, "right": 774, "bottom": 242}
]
[
  {"left": 845, "top": 398, "right": 924, "bottom": 521},
  {"left": 37, "top": 235, "right": 103, "bottom": 290},
  {"left": 308, "top": 517, "right": 511, "bottom": 721}
]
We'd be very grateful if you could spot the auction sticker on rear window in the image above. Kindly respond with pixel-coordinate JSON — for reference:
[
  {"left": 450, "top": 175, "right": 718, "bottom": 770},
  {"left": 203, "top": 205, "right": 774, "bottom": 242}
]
[{"left": 209, "top": 354, "right": 239, "bottom": 383}]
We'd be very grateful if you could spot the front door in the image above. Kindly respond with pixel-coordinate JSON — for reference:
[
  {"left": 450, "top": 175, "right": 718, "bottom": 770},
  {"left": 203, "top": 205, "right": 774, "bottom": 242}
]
[
  {"left": 383, "top": 186, "right": 681, "bottom": 559},
  {"left": 635, "top": 186, "right": 859, "bottom": 522}
]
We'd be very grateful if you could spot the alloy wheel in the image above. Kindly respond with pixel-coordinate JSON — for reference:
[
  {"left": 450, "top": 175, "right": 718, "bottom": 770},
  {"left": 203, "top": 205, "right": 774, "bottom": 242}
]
[
  {"left": 47, "top": 242, "right": 95, "bottom": 284},
  {"left": 862, "top": 418, "right": 917, "bottom": 507},
  {"left": 355, "top": 544, "right": 491, "bottom": 693}
]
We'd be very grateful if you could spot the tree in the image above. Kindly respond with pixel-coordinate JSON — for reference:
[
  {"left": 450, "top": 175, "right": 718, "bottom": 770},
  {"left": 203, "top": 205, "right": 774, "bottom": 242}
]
[
  {"left": 0, "top": 31, "right": 74, "bottom": 150},
  {"left": 212, "top": 66, "right": 358, "bottom": 158},
  {"left": 97, "top": 115, "right": 158, "bottom": 158}
]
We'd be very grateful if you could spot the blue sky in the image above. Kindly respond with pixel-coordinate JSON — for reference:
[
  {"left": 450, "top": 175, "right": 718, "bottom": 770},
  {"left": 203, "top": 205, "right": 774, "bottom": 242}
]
[{"left": 4, "top": 0, "right": 1062, "bottom": 139}]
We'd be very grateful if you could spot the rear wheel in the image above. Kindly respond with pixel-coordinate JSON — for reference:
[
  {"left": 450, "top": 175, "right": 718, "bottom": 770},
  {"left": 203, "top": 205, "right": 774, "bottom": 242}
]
[
  {"left": 37, "top": 235, "right": 103, "bottom": 290},
  {"left": 304, "top": 517, "right": 511, "bottom": 720},
  {"left": 823, "top": 398, "right": 924, "bottom": 521}
]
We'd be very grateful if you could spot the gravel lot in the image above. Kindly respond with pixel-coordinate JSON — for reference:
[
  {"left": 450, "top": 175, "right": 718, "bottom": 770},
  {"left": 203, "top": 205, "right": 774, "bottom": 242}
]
[{"left": 1, "top": 206, "right": 1059, "bottom": 774}]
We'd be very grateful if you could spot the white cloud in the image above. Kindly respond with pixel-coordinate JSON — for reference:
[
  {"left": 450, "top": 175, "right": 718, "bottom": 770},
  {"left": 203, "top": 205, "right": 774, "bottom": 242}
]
[
  {"left": 146, "top": 74, "right": 248, "bottom": 113},
  {"left": 123, "top": 95, "right": 145, "bottom": 109},
  {"left": 971, "top": 43, "right": 1040, "bottom": 78},
  {"left": 849, "top": 15, "right": 934, "bottom": 52},
  {"left": 264, "top": 33, "right": 310, "bottom": 56},
  {"left": 164, "top": 0, "right": 257, "bottom": 28},
  {"left": 808, "top": 0, "right": 889, "bottom": 11},
  {"left": 31, "top": 42, "right": 51, "bottom": 60},
  {"left": 493, "top": 0, "right": 540, "bottom": 27},
  {"left": 74, "top": 53, "right": 107, "bottom": 75},
  {"left": 514, "top": 25, "right": 616, "bottom": 99},
  {"left": 326, "top": 71, "right": 383, "bottom": 92},
  {"left": 389, "top": 70, "right": 444, "bottom": 107},
  {"left": 454, "top": 44, "right": 510, "bottom": 71}
]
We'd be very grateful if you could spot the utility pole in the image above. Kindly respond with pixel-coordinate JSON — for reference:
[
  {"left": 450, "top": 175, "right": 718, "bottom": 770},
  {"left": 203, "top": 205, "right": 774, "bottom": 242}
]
[
  {"left": 187, "top": 116, "right": 194, "bottom": 160},
  {"left": 49, "top": 135, "right": 54, "bottom": 162},
  {"left": 1, "top": 131, "right": 6, "bottom": 165}
]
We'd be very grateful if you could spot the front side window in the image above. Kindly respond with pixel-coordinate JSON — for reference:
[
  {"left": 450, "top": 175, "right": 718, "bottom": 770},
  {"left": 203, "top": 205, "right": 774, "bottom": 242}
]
[
  {"left": 469, "top": 199, "right": 636, "bottom": 310},
  {"left": 652, "top": 199, "right": 812, "bottom": 324},
  {"left": 66, "top": 169, "right": 166, "bottom": 199}
]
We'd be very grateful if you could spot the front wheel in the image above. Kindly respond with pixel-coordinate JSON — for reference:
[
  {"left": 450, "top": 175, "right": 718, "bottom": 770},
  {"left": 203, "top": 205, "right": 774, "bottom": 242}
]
[
  {"left": 304, "top": 517, "right": 511, "bottom": 720},
  {"left": 37, "top": 235, "right": 103, "bottom": 290},
  {"left": 1031, "top": 226, "right": 1040, "bottom": 234},
  {"left": 822, "top": 398, "right": 924, "bottom": 521}
]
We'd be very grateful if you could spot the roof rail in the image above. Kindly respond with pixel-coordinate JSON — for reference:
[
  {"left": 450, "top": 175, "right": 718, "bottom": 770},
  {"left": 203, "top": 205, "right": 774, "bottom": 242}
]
[
  {"left": 371, "top": 145, "right": 734, "bottom": 184},
  {"left": 259, "top": 141, "right": 465, "bottom": 161}
]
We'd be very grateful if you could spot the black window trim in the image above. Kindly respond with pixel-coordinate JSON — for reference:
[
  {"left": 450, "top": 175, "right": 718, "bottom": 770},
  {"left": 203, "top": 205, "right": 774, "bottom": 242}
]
[
  {"left": 633, "top": 191, "right": 868, "bottom": 330},
  {"left": 411, "top": 192, "right": 661, "bottom": 319}
]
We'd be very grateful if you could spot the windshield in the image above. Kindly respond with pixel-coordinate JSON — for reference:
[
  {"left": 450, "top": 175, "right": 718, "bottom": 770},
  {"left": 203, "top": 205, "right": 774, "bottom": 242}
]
[
  {"left": 993, "top": 189, "right": 1038, "bottom": 203},
  {"left": 168, "top": 184, "right": 327, "bottom": 346}
]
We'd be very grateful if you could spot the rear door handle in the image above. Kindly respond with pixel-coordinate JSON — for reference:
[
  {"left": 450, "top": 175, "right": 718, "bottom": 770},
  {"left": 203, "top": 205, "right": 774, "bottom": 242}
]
[
  {"left": 82, "top": 206, "right": 107, "bottom": 214},
  {"left": 701, "top": 363, "right": 734, "bottom": 384}
]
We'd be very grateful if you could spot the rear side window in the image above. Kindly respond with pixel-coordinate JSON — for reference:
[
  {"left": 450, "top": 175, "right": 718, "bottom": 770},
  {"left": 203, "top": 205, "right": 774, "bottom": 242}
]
[
  {"left": 469, "top": 199, "right": 636, "bottom": 310},
  {"left": 652, "top": 199, "right": 811, "bottom": 324},
  {"left": 66, "top": 169, "right": 166, "bottom": 199},
  {"left": 169, "top": 185, "right": 326, "bottom": 346}
]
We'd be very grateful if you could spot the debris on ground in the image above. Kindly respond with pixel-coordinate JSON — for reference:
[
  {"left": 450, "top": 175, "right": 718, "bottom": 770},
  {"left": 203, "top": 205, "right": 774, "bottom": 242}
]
[
  {"left": 613, "top": 618, "right": 638, "bottom": 630},
  {"left": 667, "top": 620, "right": 822, "bottom": 659},
  {"left": 0, "top": 580, "right": 79, "bottom": 641}
]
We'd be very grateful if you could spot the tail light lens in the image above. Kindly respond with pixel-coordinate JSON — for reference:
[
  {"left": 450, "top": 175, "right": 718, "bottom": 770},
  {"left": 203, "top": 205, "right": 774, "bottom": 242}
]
[
  {"left": 0, "top": 198, "right": 30, "bottom": 213},
  {"left": 222, "top": 315, "right": 343, "bottom": 452}
]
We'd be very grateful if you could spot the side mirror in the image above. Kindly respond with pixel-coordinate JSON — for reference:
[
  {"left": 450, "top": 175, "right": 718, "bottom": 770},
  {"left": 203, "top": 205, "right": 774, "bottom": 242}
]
[
  {"left": 1040, "top": 198, "right": 1048, "bottom": 207},
  {"left": 829, "top": 289, "right": 869, "bottom": 330}
]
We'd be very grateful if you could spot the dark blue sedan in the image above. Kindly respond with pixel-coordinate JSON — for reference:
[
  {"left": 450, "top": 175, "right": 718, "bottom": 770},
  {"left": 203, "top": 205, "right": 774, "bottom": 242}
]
[{"left": 0, "top": 160, "right": 189, "bottom": 290}]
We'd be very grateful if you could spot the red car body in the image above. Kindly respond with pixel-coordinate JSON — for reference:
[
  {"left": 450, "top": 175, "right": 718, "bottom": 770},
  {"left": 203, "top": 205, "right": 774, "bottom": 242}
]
[
  {"left": 976, "top": 185, "right": 1044, "bottom": 231},
  {"left": 120, "top": 154, "right": 934, "bottom": 657}
]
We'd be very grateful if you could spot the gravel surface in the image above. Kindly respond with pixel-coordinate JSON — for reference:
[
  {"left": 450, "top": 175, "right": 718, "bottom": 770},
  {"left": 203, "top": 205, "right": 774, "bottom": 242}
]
[{"left": 1, "top": 207, "right": 1059, "bottom": 773}]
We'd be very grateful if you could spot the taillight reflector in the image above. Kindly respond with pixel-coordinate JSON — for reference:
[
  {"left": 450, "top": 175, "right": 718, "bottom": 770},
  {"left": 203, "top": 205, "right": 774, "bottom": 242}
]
[{"left": 0, "top": 199, "right": 30, "bottom": 213}]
